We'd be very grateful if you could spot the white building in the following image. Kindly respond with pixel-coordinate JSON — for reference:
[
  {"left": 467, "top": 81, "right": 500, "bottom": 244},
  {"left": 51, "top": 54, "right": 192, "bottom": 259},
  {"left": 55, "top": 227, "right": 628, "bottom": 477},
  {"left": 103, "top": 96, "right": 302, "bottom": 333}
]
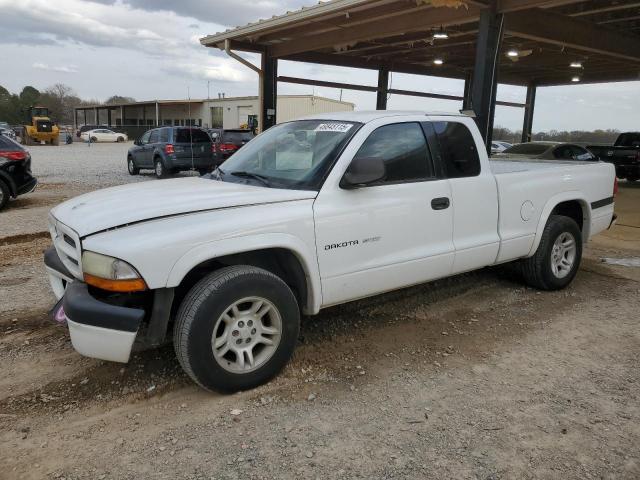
[{"left": 75, "top": 95, "right": 354, "bottom": 134}]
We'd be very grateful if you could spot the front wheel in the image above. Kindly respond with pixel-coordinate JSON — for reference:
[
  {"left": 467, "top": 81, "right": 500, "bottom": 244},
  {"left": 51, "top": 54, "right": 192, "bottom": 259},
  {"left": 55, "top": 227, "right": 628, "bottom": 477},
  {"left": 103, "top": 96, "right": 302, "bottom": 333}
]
[
  {"left": 519, "top": 215, "right": 582, "bottom": 290},
  {"left": 90, "top": 136, "right": 98, "bottom": 143},
  {"left": 127, "top": 157, "right": 139, "bottom": 175},
  {"left": 173, "top": 266, "right": 300, "bottom": 392}
]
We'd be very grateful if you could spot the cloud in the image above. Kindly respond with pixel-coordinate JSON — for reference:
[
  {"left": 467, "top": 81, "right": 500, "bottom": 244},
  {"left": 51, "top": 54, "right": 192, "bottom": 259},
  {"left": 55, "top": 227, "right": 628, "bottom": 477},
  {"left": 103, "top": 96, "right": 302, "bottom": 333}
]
[{"left": 32, "top": 62, "right": 79, "bottom": 73}]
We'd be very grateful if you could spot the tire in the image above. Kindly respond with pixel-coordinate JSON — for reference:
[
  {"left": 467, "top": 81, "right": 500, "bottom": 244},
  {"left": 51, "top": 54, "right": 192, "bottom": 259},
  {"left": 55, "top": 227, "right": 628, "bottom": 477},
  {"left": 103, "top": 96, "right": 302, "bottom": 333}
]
[
  {"left": 519, "top": 215, "right": 582, "bottom": 290},
  {"left": 154, "top": 158, "right": 168, "bottom": 178},
  {"left": 173, "top": 266, "right": 300, "bottom": 392},
  {"left": 90, "top": 136, "right": 98, "bottom": 143},
  {"left": 127, "top": 156, "right": 139, "bottom": 175},
  {"left": 117, "top": 136, "right": 124, "bottom": 143},
  {"left": 0, "top": 180, "right": 10, "bottom": 211},
  {"left": 52, "top": 137, "right": 59, "bottom": 146}
]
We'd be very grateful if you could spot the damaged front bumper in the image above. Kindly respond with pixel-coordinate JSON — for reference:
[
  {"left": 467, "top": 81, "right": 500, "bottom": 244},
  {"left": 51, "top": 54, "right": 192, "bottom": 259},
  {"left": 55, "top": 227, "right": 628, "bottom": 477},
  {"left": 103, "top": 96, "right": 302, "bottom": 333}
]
[{"left": 44, "top": 246, "right": 173, "bottom": 363}]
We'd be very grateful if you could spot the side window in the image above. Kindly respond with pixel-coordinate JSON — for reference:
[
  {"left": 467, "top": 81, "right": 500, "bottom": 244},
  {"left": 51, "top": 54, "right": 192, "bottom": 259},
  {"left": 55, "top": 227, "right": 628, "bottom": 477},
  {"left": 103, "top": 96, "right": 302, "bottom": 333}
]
[
  {"left": 148, "top": 129, "right": 160, "bottom": 144},
  {"left": 159, "top": 128, "right": 170, "bottom": 143},
  {"left": 140, "top": 130, "right": 151, "bottom": 144},
  {"left": 433, "top": 121, "right": 480, "bottom": 177},
  {"left": 351, "top": 122, "right": 434, "bottom": 185},
  {"left": 553, "top": 146, "right": 572, "bottom": 159}
]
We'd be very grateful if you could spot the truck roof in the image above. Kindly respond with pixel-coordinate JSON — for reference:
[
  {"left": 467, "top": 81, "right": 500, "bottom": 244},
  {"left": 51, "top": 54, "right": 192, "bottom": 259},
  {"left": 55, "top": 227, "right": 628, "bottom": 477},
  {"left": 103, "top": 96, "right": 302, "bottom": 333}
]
[{"left": 299, "top": 110, "right": 466, "bottom": 123}]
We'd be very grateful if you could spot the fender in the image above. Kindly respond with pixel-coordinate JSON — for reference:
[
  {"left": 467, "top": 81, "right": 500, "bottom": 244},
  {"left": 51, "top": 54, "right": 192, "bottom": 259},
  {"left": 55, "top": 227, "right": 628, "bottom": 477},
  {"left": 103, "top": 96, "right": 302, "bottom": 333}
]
[
  {"left": 0, "top": 168, "right": 17, "bottom": 196},
  {"left": 166, "top": 232, "right": 323, "bottom": 315},
  {"left": 527, "top": 190, "right": 591, "bottom": 256}
]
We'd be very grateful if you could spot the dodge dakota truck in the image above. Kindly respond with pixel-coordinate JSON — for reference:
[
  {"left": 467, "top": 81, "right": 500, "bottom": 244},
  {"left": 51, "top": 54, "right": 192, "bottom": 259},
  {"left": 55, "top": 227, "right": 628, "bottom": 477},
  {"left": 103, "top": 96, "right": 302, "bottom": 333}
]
[{"left": 44, "top": 111, "right": 616, "bottom": 392}]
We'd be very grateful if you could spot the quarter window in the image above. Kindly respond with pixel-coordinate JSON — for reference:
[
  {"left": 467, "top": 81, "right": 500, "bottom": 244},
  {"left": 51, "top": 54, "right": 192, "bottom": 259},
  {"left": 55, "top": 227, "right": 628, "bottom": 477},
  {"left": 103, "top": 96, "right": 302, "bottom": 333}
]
[
  {"left": 140, "top": 130, "right": 151, "bottom": 144},
  {"left": 433, "top": 121, "right": 481, "bottom": 178},
  {"left": 351, "top": 122, "right": 434, "bottom": 185},
  {"left": 149, "top": 130, "right": 160, "bottom": 143}
]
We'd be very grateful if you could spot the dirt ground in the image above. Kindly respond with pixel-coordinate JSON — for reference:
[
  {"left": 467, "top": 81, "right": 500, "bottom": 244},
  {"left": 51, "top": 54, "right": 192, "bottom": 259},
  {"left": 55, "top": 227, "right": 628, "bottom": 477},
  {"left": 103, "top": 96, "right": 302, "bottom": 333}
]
[{"left": 1, "top": 151, "right": 639, "bottom": 479}]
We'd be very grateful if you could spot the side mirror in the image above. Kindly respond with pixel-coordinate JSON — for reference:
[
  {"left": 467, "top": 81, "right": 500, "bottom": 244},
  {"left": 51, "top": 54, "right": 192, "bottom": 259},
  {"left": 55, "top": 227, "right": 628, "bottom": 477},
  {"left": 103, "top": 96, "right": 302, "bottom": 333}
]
[
  {"left": 134, "top": 138, "right": 141, "bottom": 146},
  {"left": 340, "top": 157, "right": 386, "bottom": 189},
  {"left": 211, "top": 132, "right": 219, "bottom": 140}
]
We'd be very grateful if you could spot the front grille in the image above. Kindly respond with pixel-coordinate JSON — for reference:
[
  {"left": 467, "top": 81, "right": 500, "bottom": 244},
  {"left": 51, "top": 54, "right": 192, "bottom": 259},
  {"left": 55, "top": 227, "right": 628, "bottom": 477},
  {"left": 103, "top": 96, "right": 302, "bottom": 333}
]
[{"left": 49, "top": 215, "right": 82, "bottom": 279}]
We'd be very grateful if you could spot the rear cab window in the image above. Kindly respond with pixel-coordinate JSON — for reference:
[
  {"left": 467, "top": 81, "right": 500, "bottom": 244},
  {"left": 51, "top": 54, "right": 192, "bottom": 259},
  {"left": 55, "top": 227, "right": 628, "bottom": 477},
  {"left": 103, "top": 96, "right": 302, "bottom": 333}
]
[{"left": 432, "top": 121, "right": 481, "bottom": 178}]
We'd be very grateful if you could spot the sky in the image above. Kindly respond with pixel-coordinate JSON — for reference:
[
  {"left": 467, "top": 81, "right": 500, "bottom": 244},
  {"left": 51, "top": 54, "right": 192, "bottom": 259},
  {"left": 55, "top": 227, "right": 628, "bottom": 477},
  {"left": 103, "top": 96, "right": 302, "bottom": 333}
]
[{"left": 0, "top": 0, "right": 638, "bottom": 133}]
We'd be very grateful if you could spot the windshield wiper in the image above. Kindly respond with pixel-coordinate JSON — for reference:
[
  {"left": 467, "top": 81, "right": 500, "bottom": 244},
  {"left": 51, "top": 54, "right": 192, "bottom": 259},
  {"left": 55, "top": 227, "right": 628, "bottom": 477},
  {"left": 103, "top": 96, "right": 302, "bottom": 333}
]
[
  {"left": 229, "top": 170, "right": 271, "bottom": 186},
  {"left": 210, "top": 167, "right": 225, "bottom": 180}
]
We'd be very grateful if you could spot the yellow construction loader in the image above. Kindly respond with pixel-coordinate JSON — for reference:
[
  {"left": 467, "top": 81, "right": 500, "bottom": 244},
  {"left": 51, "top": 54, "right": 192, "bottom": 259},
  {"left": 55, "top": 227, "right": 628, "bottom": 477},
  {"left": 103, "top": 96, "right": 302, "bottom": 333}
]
[{"left": 21, "top": 107, "right": 60, "bottom": 145}]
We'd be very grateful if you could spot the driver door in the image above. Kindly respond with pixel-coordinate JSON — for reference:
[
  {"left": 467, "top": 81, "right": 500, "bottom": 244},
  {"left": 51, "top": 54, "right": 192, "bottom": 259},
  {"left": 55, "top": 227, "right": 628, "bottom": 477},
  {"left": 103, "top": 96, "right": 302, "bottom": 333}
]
[{"left": 313, "top": 121, "right": 455, "bottom": 306}]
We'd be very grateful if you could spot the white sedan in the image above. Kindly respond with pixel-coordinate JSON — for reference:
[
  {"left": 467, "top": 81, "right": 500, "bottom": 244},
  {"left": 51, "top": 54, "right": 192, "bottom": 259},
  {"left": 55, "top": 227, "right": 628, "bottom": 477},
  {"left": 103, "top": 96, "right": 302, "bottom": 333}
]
[{"left": 81, "top": 129, "right": 128, "bottom": 143}]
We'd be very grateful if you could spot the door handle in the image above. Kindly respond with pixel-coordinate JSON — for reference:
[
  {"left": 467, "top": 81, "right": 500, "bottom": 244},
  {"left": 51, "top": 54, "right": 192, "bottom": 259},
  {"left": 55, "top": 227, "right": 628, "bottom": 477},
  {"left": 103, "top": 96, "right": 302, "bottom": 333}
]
[{"left": 431, "top": 197, "right": 450, "bottom": 210}]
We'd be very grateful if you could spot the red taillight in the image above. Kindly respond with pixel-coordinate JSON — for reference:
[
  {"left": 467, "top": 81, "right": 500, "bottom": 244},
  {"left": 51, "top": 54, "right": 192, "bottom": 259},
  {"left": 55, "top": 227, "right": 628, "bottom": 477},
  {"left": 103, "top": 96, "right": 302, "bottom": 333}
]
[
  {"left": 165, "top": 144, "right": 175, "bottom": 154},
  {"left": 613, "top": 176, "right": 618, "bottom": 197},
  {"left": 0, "top": 150, "right": 27, "bottom": 161},
  {"left": 219, "top": 143, "right": 237, "bottom": 152}
]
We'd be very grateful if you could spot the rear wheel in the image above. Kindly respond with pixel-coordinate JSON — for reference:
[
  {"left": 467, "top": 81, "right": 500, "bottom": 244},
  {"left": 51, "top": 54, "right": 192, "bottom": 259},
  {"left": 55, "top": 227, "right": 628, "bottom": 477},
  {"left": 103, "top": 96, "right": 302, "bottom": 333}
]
[
  {"left": 90, "top": 136, "right": 98, "bottom": 143},
  {"left": 0, "top": 180, "right": 9, "bottom": 211},
  {"left": 117, "top": 136, "right": 125, "bottom": 143},
  {"left": 173, "top": 266, "right": 300, "bottom": 392},
  {"left": 127, "top": 156, "right": 139, "bottom": 175},
  {"left": 519, "top": 215, "right": 582, "bottom": 290},
  {"left": 154, "top": 158, "right": 168, "bottom": 178}
]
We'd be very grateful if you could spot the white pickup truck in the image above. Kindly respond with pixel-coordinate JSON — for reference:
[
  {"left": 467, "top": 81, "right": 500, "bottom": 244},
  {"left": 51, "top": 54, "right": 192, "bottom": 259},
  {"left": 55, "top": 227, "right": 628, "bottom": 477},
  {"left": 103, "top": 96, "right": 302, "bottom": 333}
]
[{"left": 45, "top": 111, "right": 616, "bottom": 392}]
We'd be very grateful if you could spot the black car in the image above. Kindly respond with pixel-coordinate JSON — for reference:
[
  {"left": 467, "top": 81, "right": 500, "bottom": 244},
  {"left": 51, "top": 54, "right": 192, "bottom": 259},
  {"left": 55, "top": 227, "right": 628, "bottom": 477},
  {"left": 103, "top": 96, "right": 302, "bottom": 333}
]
[
  {"left": 127, "top": 127, "right": 215, "bottom": 178},
  {"left": 209, "top": 129, "right": 255, "bottom": 164},
  {"left": 588, "top": 132, "right": 640, "bottom": 181},
  {"left": 0, "top": 135, "right": 37, "bottom": 210}
]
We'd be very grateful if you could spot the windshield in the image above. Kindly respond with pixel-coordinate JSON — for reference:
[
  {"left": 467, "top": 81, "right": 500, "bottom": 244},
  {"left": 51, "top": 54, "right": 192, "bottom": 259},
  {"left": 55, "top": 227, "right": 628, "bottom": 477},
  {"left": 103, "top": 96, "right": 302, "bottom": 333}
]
[
  {"left": 216, "top": 119, "right": 361, "bottom": 190},
  {"left": 502, "top": 143, "right": 552, "bottom": 155}
]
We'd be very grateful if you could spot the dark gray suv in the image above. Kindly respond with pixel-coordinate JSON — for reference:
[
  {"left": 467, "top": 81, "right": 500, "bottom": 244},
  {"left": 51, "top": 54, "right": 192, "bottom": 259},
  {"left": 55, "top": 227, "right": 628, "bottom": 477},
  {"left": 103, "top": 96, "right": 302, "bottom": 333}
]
[{"left": 127, "top": 127, "right": 215, "bottom": 178}]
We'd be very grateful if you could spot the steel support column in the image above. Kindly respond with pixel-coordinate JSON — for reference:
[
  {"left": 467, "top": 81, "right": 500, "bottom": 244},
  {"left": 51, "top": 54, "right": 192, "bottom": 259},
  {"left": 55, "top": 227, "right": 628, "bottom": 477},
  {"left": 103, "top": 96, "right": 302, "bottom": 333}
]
[
  {"left": 155, "top": 101, "right": 159, "bottom": 126},
  {"left": 107, "top": 108, "right": 112, "bottom": 127},
  {"left": 120, "top": 105, "right": 125, "bottom": 126},
  {"left": 521, "top": 84, "right": 536, "bottom": 143},
  {"left": 94, "top": 107, "right": 99, "bottom": 124},
  {"left": 260, "top": 52, "right": 278, "bottom": 131},
  {"left": 462, "top": 73, "right": 472, "bottom": 110},
  {"left": 376, "top": 67, "right": 389, "bottom": 110},
  {"left": 470, "top": 7, "right": 504, "bottom": 151}
]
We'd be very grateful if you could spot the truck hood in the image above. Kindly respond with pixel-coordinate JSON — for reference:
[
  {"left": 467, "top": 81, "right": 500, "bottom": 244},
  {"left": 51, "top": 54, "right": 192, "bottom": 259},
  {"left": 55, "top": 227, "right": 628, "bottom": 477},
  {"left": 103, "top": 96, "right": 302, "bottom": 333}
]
[{"left": 51, "top": 177, "right": 317, "bottom": 237}]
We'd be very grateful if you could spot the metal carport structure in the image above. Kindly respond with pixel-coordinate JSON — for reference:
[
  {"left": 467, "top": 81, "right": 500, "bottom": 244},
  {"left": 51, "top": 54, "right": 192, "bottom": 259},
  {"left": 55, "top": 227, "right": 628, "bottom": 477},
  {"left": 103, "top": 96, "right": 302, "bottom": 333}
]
[{"left": 201, "top": 0, "right": 640, "bottom": 149}]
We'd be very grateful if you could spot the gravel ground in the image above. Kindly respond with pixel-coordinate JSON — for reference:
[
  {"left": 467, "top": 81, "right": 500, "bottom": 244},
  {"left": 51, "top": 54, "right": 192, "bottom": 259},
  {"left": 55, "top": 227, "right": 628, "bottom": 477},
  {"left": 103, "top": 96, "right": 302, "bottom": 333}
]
[{"left": 1, "top": 147, "right": 639, "bottom": 480}]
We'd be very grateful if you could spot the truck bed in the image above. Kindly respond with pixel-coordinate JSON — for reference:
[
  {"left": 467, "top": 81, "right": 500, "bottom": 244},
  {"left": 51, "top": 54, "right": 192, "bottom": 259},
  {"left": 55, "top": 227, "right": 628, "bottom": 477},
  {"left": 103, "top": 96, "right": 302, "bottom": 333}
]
[{"left": 488, "top": 158, "right": 615, "bottom": 264}]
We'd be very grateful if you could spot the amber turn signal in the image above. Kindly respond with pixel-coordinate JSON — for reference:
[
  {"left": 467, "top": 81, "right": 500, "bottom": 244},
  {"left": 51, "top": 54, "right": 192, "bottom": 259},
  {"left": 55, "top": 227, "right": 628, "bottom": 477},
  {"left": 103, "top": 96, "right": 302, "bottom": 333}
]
[{"left": 83, "top": 273, "right": 147, "bottom": 292}]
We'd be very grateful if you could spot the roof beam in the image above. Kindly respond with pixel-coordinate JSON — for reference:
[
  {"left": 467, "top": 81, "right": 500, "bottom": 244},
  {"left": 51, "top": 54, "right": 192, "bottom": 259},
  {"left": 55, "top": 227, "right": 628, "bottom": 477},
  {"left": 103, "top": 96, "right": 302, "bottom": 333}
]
[
  {"left": 504, "top": 8, "right": 640, "bottom": 62},
  {"left": 497, "top": 0, "right": 583, "bottom": 13},
  {"left": 270, "top": 5, "right": 481, "bottom": 58}
]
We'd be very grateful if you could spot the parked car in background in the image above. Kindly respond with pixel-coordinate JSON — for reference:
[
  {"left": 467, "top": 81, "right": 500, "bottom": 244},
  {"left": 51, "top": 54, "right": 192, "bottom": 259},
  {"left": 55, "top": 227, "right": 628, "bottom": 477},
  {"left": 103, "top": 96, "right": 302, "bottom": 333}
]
[
  {"left": 0, "top": 135, "right": 37, "bottom": 210},
  {"left": 76, "top": 124, "right": 107, "bottom": 138},
  {"left": 127, "top": 127, "right": 215, "bottom": 178},
  {"left": 587, "top": 132, "right": 640, "bottom": 181},
  {"left": 494, "top": 142, "right": 596, "bottom": 161},
  {"left": 210, "top": 129, "right": 255, "bottom": 164},
  {"left": 490, "top": 140, "right": 512, "bottom": 154},
  {"left": 81, "top": 129, "right": 128, "bottom": 143},
  {"left": 45, "top": 111, "right": 616, "bottom": 392}
]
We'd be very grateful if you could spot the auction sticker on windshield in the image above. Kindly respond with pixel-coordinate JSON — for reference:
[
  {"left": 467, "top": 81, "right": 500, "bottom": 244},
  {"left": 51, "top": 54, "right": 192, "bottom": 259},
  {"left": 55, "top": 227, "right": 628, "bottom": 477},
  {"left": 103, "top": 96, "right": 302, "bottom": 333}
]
[{"left": 314, "top": 123, "right": 353, "bottom": 133}]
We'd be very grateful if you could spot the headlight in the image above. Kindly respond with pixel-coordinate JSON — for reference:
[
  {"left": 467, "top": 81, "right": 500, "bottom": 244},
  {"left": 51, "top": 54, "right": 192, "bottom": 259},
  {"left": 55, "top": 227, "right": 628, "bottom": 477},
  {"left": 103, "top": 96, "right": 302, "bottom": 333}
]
[{"left": 81, "top": 251, "right": 147, "bottom": 292}]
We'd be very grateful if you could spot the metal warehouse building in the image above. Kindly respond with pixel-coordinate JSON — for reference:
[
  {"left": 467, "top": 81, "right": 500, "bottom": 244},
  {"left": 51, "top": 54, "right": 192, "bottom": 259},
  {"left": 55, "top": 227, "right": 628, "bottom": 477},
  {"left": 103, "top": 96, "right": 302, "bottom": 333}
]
[{"left": 74, "top": 95, "right": 354, "bottom": 136}]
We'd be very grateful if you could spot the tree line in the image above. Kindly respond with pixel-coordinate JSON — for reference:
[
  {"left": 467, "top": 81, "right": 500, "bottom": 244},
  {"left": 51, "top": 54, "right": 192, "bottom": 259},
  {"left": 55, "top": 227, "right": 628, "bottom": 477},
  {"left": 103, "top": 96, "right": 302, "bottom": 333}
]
[
  {"left": 493, "top": 126, "right": 621, "bottom": 145},
  {"left": 0, "top": 84, "right": 134, "bottom": 126}
]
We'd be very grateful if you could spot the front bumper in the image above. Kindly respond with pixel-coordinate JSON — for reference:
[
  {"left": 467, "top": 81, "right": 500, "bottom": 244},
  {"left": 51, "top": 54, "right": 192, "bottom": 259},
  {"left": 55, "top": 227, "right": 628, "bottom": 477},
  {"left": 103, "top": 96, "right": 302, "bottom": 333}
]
[
  {"left": 63, "top": 282, "right": 144, "bottom": 363},
  {"left": 44, "top": 246, "right": 145, "bottom": 363}
]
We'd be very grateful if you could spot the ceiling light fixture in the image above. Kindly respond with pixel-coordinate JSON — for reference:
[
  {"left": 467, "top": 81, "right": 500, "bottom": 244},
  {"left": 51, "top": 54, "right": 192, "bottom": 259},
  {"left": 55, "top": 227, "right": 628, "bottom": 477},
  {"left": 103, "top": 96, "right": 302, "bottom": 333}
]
[
  {"left": 506, "top": 49, "right": 519, "bottom": 58},
  {"left": 433, "top": 58, "right": 444, "bottom": 65},
  {"left": 570, "top": 61, "right": 583, "bottom": 68},
  {"left": 433, "top": 26, "right": 449, "bottom": 40},
  {"left": 571, "top": 76, "right": 580, "bottom": 82}
]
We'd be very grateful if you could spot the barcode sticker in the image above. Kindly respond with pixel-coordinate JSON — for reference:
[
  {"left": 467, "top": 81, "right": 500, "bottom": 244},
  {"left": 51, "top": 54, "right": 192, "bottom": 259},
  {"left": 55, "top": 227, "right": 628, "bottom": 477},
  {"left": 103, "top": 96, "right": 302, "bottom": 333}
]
[{"left": 314, "top": 123, "right": 353, "bottom": 133}]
